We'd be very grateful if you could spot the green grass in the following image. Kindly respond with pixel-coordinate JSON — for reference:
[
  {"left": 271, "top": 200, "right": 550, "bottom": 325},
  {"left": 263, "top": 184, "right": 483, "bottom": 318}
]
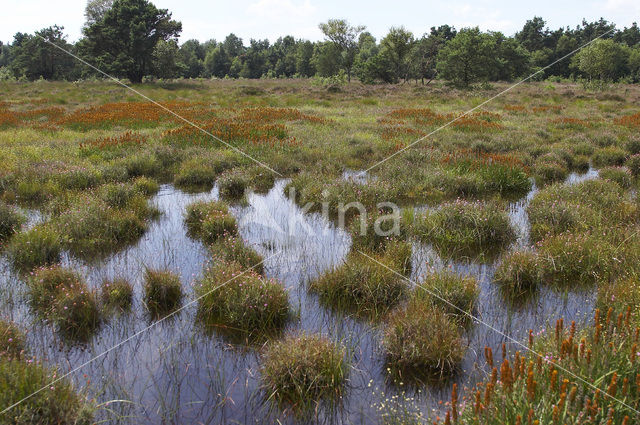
[
  {"left": 0, "top": 358, "right": 94, "bottom": 425},
  {"left": 184, "top": 200, "right": 237, "bottom": 244},
  {"left": 7, "top": 225, "right": 62, "bottom": 272},
  {"left": 0, "top": 202, "right": 24, "bottom": 243},
  {"left": 0, "top": 320, "right": 25, "bottom": 360},
  {"left": 101, "top": 277, "right": 134, "bottom": 312},
  {"left": 592, "top": 146, "right": 628, "bottom": 167},
  {"left": 208, "top": 235, "right": 265, "bottom": 275},
  {"left": 196, "top": 261, "right": 290, "bottom": 341},
  {"left": 260, "top": 333, "right": 348, "bottom": 409},
  {"left": 599, "top": 165, "right": 632, "bottom": 188},
  {"left": 143, "top": 268, "right": 183, "bottom": 317},
  {"left": 494, "top": 250, "right": 542, "bottom": 296},
  {"left": 412, "top": 200, "right": 516, "bottom": 259},
  {"left": 413, "top": 270, "right": 479, "bottom": 322}
]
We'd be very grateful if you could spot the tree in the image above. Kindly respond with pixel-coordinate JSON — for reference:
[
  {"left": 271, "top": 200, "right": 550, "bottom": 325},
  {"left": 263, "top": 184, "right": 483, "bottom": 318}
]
[
  {"left": 178, "top": 39, "right": 205, "bottom": 78},
  {"left": 492, "top": 32, "right": 531, "bottom": 80},
  {"left": 312, "top": 42, "right": 342, "bottom": 77},
  {"left": 516, "top": 17, "right": 549, "bottom": 51},
  {"left": 572, "top": 39, "right": 630, "bottom": 81},
  {"left": 9, "top": 26, "right": 79, "bottom": 80},
  {"left": 318, "top": 19, "right": 365, "bottom": 81},
  {"left": 222, "top": 33, "right": 244, "bottom": 58},
  {"left": 84, "top": 0, "right": 114, "bottom": 27},
  {"left": 204, "top": 45, "right": 230, "bottom": 78},
  {"left": 436, "top": 27, "right": 497, "bottom": 87},
  {"left": 81, "top": 0, "right": 181, "bottom": 83},
  {"left": 379, "top": 27, "right": 414, "bottom": 83},
  {"left": 295, "top": 40, "right": 315, "bottom": 77},
  {"left": 151, "top": 39, "right": 180, "bottom": 78}
]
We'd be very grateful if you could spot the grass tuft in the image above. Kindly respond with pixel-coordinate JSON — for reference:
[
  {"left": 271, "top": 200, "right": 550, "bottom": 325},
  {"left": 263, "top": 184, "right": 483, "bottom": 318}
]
[
  {"left": 7, "top": 225, "right": 62, "bottom": 272},
  {"left": 143, "top": 268, "right": 182, "bottom": 317},
  {"left": 184, "top": 200, "right": 237, "bottom": 244},
  {"left": 100, "top": 278, "right": 134, "bottom": 312}
]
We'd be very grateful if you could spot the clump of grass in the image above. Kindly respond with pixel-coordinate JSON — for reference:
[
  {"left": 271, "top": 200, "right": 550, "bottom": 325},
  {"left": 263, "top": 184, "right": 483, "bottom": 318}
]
[
  {"left": 217, "top": 168, "right": 249, "bottom": 199},
  {"left": 383, "top": 299, "right": 464, "bottom": 374},
  {"left": 599, "top": 165, "right": 632, "bottom": 188},
  {"left": 143, "top": 268, "right": 182, "bottom": 317},
  {"left": 0, "top": 201, "right": 25, "bottom": 243},
  {"left": 494, "top": 250, "right": 542, "bottom": 296},
  {"left": 533, "top": 160, "right": 568, "bottom": 186},
  {"left": 0, "top": 320, "right": 25, "bottom": 359},
  {"left": 123, "top": 153, "right": 162, "bottom": 178},
  {"left": 54, "top": 167, "right": 101, "bottom": 191},
  {"left": 309, "top": 243, "right": 410, "bottom": 318},
  {"left": 132, "top": 176, "right": 159, "bottom": 196},
  {"left": 527, "top": 179, "right": 635, "bottom": 242},
  {"left": 625, "top": 154, "right": 640, "bottom": 176},
  {"left": 184, "top": 200, "right": 237, "bottom": 244},
  {"left": 7, "top": 225, "right": 62, "bottom": 272},
  {"left": 209, "top": 235, "right": 264, "bottom": 275},
  {"left": 27, "top": 266, "right": 101, "bottom": 339},
  {"left": 413, "top": 270, "right": 479, "bottom": 322},
  {"left": 100, "top": 278, "right": 133, "bottom": 312},
  {"left": 413, "top": 200, "right": 516, "bottom": 258},
  {"left": 260, "top": 333, "right": 348, "bottom": 408},
  {"left": 0, "top": 358, "right": 93, "bottom": 424},
  {"left": 174, "top": 158, "right": 218, "bottom": 192},
  {"left": 592, "top": 146, "right": 627, "bottom": 167},
  {"left": 452, "top": 309, "right": 640, "bottom": 424},
  {"left": 196, "top": 261, "right": 289, "bottom": 340}
]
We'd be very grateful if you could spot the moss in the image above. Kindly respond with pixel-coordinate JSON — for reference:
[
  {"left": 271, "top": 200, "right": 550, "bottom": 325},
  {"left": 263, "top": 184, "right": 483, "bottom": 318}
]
[
  {"left": 533, "top": 160, "right": 568, "bottom": 186},
  {"left": 143, "top": 269, "right": 182, "bottom": 317},
  {"left": 132, "top": 176, "right": 159, "bottom": 196},
  {"left": 174, "top": 158, "right": 218, "bottom": 192},
  {"left": 260, "top": 333, "right": 347, "bottom": 407}
]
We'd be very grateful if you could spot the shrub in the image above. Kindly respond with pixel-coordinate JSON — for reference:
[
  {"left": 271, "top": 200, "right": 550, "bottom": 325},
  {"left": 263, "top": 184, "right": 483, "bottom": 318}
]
[
  {"left": 0, "top": 359, "right": 93, "bottom": 424},
  {"left": 143, "top": 269, "right": 182, "bottom": 317},
  {"left": 196, "top": 261, "right": 289, "bottom": 340},
  {"left": 413, "top": 271, "right": 479, "bottom": 321},
  {"left": 0, "top": 320, "right": 25, "bottom": 359},
  {"left": 413, "top": 200, "right": 516, "bottom": 258},
  {"left": 7, "top": 225, "right": 62, "bottom": 272},
  {"left": 174, "top": 158, "right": 218, "bottom": 192},
  {"left": 0, "top": 202, "right": 24, "bottom": 243},
  {"left": 209, "top": 235, "right": 264, "bottom": 275},
  {"left": 309, "top": 246, "right": 409, "bottom": 318},
  {"left": 101, "top": 278, "right": 133, "bottom": 311},
  {"left": 599, "top": 166, "right": 632, "bottom": 188},
  {"left": 261, "top": 333, "right": 347, "bottom": 407},
  {"left": 494, "top": 250, "right": 541, "bottom": 295},
  {"left": 184, "top": 200, "right": 237, "bottom": 244},
  {"left": 592, "top": 146, "right": 627, "bottom": 167},
  {"left": 383, "top": 299, "right": 464, "bottom": 374},
  {"left": 27, "top": 266, "right": 100, "bottom": 339}
]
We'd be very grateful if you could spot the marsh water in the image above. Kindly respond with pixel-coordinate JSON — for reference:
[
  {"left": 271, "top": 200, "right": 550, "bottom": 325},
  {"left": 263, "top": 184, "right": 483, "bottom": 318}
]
[{"left": 0, "top": 170, "right": 599, "bottom": 424}]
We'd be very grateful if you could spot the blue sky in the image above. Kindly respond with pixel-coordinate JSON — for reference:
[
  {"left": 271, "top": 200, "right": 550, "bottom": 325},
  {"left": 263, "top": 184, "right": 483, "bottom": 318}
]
[{"left": 2, "top": 0, "right": 639, "bottom": 45}]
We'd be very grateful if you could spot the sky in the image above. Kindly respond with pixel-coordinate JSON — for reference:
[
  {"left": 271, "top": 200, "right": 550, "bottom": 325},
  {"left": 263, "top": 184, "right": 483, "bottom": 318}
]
[{"left": 2, "top": 0, "right": 640, "bottom": 45}]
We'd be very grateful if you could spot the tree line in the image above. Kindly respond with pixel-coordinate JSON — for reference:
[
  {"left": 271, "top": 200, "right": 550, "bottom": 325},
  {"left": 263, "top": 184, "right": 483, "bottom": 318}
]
[{"left": 1, "top": 0, "right": 639, "bottom": 87}]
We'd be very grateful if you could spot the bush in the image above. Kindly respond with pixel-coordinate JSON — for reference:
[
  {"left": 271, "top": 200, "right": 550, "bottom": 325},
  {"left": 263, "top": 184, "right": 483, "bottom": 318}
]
[
  {"left": 196, "top": 261, "right": 289, "bottom": 340},
  {"left": 260, "top": 333, "right": 347, "bottom": 407},
  {"left": 494, "top": 250, "right": 541, "bottom": 295},
  {"left": 7, "top": 225, "right": 62, "bottom": 272},
  {"left": 0, "top": 202, "right": 24, "bottom": 243},
  {"left": 184, "top": 200, "right": 237, "bottom": 244},
  {"left": 383, "top": 299, "right": 464, "bottom": 374},
  {"left": 209, "top": 235, "right": 264, "bottom": 275},
  {"left": 0, "top": 320, "right": 25, "bottom": 359},
  {"left": 27, "top": 266, "right": 100, "bottom": 339},
  {"left": 143, "top": 269, "right": 182, "bottom": 317},
  {"left": 413, "top": 271, "right": 479, "bottom": 321},
  {"left": 592, "top": 146, "right": 627, "bottom": 167},
  {"left": 101, "top": 278, "right": 134, "bottom": 311},
  {"left": 0, "top": 359, "right": 93, "bottom": 424},
  {"left": 309, "top": 245, "right": 409, "bottom": 318},
  {"left": 599, "top": 166, "right": 632, "bottom": 188},
  {"left": 413, "top": 200, "right": 516, "bottom": 258}
]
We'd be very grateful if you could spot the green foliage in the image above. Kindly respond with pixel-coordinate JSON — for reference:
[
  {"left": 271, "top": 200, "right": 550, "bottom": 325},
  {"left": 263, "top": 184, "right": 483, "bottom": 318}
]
[
  {"left": 261, "top": 333, "right": 347, "bottom": 407},
  {"left": 436, "top": 27, "right": 498, "bottom": 87},
  {"left": 413, "top": 270, "right": 479, "bottom": 321},
  {"left": 184, "top": 200, "right": 237, "bottom": 244},
  {"left": 572, "top": 38, "right": 631, "bottom": 82},
  {"left": 7, "top": 225, "right": 62, "bottom": 272},
  {"left": 101, "top": 278, "right": 133, "bottom": 311},
  {"left": 143, "top": 268, "right": 182, "bottom": 317},
  {"left": 0, "top": 202, "right": 24, "bottom": 243},
  {"left": 0, "top": 320, "right": 25, "bottom": 360},
  {"left": 208, "top": 235, "right": 264, "bottom": 275},
  {"left": 494, "top": 250, "right": 542, "bottom": 295},
  {"left": 0, "top": 358, "right": 93, "bottom": 425},
  {"left": 196, "top": 261, "right": 289, "bottom": 340}
]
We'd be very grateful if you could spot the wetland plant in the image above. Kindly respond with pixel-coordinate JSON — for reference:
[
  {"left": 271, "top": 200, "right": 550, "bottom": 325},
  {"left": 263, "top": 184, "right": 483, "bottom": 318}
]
[
  {"left": 196, "top": 261, "right": 290, "bottom": 340},
  {"left": 143, "top": 268, "right": 183, "bottom": 317},
  {"left": 598, "top": 165, "right": 632, "bottom": 188},
  {"left": 0, "top": 320, "right": 25, "bottom": 359},
  {"left": 494, "top": 250, "right": 542, "bottom": 296},
  {"left": 0, "top": 201, "right": 24, "bottom": 243},
  {"left": 413, "top": 270, "right": 479, "bottom": 322},
  {"left": 7, "top": 225, "right": 62, "bottom": 272},
  {"left": 184, "top": 200, "right": 237, "bottom": 244},
  {"left": 208, "top": 235, "right": 265, "bottom": 275},
  {"left": 101, "top": 278, "right": 134, "bottom": 312},
  {"left": 260, "top": 333, "right": 348, "bottom": 408}
]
